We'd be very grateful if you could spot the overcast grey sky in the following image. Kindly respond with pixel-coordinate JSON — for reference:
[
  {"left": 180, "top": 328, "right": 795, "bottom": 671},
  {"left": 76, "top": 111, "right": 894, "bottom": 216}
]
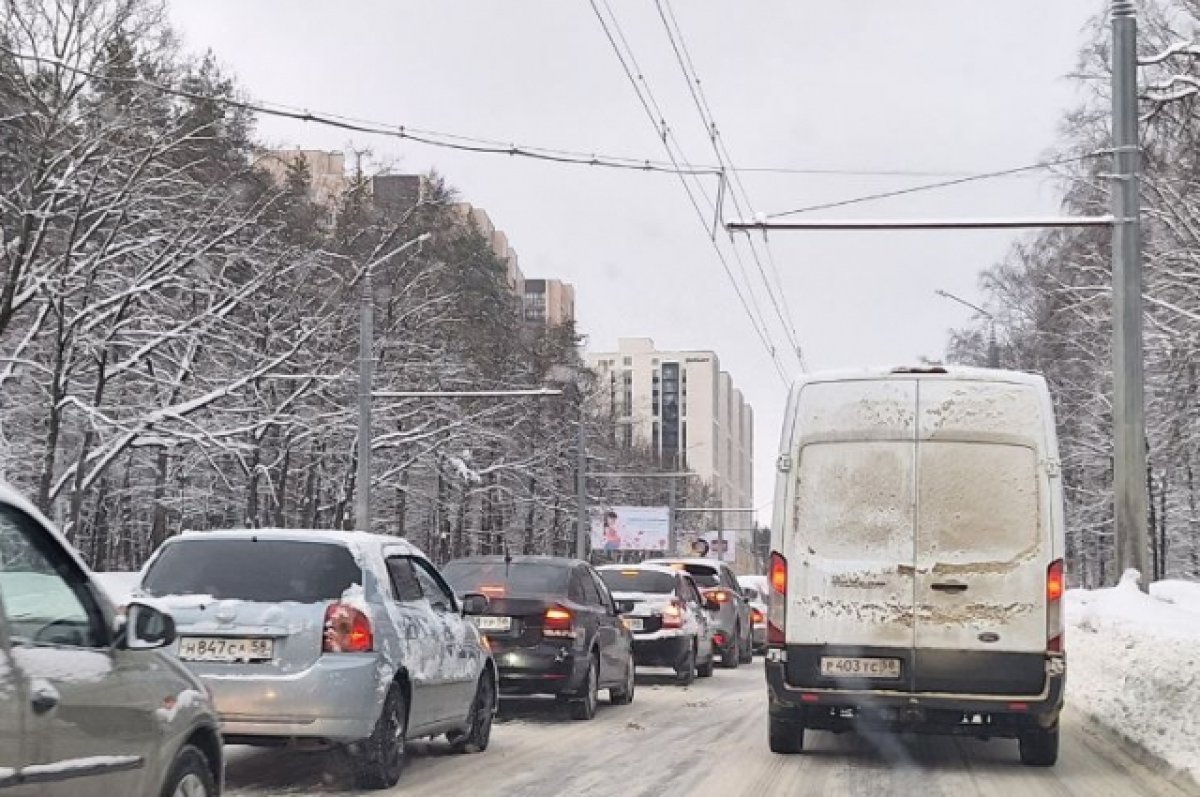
[{"left": 167, "top": 0, "right": 1101, "bottom": 522}]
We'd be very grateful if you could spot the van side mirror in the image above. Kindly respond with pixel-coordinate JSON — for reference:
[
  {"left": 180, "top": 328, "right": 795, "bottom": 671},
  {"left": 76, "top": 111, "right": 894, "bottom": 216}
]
[
  {"left": 123, "top": 602, "right": 176, "bottom": 650},
  {"left": 460, "top": 593, "right": 489, "bottom": 616}
]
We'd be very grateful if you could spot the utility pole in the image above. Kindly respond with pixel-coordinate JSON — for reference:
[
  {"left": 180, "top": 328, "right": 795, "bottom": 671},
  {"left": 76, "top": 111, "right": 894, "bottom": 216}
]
[
  {"left": 934, "top": 289, "right": 1000, "bottom": 368},
  {"left": 1111, "top": 0, "right": 1150, "bottom": 587},
  {"left": 356, "top": 262, "right": 373, "bottom": 532},
  {"left": 576, "top": 397, "right": 588, "bottom": 560}
]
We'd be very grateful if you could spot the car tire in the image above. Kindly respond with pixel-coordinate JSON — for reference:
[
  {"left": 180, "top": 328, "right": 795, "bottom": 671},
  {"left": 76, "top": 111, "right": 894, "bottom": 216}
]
[
  {"left": 675, "top": 645, "right": 697, "bottom": 686},
  {"left": 448, "top": 671, "right": 496, "bottom": 754},
  {"left": 569, "top": 655, "right": 600, "bottom": 720},
  {"left": 696, "top": 650, "right": 715, "bottom": 678},
  {"left": 768, "top": 714, "right": 806, "bottom": 755},
  {"left": 720, "top": 633, "right": 740, "bottom": 669},
  {"left": 352, "top": 686, "right": 407, "bottom": 789},
  {"left": 1018, "top": 725, "right": 1059, "bottom": 766},
  {"left": 160, "top": 744, "right": 217, "bottom": 797},
  {"left": 739, "top": 628, "right": 754, "bottom": 664},
  {"left": 610, "top": 653, "right": 636, "bottom": 705}
]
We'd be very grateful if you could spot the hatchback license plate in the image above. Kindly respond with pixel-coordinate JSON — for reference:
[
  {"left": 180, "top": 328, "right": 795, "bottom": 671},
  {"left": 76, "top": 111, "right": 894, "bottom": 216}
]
[
  {"left": 820, "top": 656, "right": 901, "bottom": 679},
  {"left": 179, "top": 636, "right": 274, "bottom": 663},
  {"left": 624, "top": 617, "right": 644, "bottom": 632},
  {"left": 474, "top": 616, "right": 512, "bottom": 632}
]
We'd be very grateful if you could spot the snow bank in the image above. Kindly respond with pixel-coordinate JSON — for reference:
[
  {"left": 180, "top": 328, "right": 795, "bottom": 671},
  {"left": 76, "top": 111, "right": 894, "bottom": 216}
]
[{"left": 1066, "top": 570, "right": 1200, "bottom": 782}]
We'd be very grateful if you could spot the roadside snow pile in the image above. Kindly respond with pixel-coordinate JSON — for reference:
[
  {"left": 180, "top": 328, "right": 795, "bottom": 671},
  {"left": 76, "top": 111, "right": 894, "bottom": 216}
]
[{"left": 1067, "top": 570, "right": 1200, "bottom": 781}]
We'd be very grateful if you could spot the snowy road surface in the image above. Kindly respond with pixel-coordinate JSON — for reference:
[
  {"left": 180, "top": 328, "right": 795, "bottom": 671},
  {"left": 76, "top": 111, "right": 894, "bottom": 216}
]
[{"left": 225, "top": 661, "right": 1197, "bottom": 797}]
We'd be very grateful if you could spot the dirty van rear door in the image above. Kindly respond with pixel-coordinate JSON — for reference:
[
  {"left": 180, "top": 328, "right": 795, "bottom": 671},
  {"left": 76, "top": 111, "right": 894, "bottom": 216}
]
[
  {"left": 913, "top": 379, "right": 1049, "bottom": 696},
  {"left": 785, "top": 379, "right": 917, "bottom": 691}
]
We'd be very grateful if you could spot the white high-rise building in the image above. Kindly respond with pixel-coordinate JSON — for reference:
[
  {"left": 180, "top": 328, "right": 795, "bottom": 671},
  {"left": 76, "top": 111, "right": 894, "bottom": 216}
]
[{"left": 585, "top": 338, "right": 754, "bottom": 568}]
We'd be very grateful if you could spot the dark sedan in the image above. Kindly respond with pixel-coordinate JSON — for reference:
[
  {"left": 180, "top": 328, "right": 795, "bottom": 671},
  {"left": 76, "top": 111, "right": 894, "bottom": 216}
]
[{"left": 442, "top": 555, "right": 636, "bottom": 720}]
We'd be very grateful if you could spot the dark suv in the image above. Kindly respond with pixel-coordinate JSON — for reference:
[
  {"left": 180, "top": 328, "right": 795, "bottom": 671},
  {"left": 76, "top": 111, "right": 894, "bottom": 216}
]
[{"left": 442, "top": 556, "right": 635, "bottom": 720}]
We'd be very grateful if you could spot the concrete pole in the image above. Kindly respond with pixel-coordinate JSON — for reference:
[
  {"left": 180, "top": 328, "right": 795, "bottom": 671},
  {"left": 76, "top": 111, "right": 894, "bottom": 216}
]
[
  {"left": 575, "top": 393, "right": 588, "bottom": 560},
  {"left": 667, "top": 475, "right": 677, "bottom": 555},
  {"left": 356, "top": 265, "right": 374, "bottom": 532},
  {"left": 1111, "top": 1, "right": 1150, "bottom": 588}
]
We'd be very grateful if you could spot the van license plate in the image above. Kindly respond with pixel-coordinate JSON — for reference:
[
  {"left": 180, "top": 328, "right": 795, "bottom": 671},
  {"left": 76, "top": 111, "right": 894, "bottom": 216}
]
[
  {"left": 179, "top": 637, "right": 274, "bottom": 663},
  {"left": 820, "top": 656, "right": 901, "bottom": 679}
]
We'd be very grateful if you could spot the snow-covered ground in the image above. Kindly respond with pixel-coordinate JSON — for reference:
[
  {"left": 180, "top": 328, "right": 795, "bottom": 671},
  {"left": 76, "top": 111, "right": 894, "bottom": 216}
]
[{"left": 1066, "top": 571, "right": 1200, "bottom": 783}]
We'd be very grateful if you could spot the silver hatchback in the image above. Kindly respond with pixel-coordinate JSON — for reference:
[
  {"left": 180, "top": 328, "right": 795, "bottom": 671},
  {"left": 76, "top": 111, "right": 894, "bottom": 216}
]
[{"left": 137, "top": 529, "right": 497, "bottom": 790}]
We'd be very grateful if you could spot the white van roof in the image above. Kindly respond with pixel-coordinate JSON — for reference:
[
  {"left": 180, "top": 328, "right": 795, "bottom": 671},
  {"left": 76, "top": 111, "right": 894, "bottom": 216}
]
[{"left": 790, "top": 365, "right": 1047, "bottom": 389}]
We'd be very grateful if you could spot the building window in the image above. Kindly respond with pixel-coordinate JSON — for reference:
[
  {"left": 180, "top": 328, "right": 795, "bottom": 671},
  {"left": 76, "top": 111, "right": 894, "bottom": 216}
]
[
  {"left": 623, "top": 356, "right": 632, "bottom": 366},
  {"left": 523, "top": 291, "right": 546, "bottom": 323}
]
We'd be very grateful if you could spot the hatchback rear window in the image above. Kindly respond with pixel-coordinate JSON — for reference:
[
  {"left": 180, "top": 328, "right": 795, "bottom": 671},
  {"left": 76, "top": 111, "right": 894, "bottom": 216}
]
[
  {"left": 441, "top": 561, "right": 569, "bottom": 597},
  {"left": 142, "top": 539, "right": 361, "bottom": 603},
  {"left": 599, "top": 569, "right": 675, "bottom": 594}
]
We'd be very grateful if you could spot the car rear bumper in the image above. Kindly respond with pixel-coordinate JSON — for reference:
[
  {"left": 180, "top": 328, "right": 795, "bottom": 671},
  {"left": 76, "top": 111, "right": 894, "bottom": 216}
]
[
  {"left": 765, "top": 648, "right": 1066, "bottom": 736},
  {"left": 631, "top": 632, "right": 691, "bottom": 668},
  {"left": 751, "top": 625, "right": 767, "bottom": 650},
  {"left": 198, "top": 653, "right": 384, "bottom": 742},
  {"left": 491, "top": 641, "right": 587, "bottom": 696}
]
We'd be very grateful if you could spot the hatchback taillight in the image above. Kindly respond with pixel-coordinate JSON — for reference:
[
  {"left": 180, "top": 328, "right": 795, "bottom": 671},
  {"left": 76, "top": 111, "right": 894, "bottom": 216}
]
[
  {"left": 543, "top": 605, "right": 576, "bottom": 639},
  {"left": 323, "top": 603, "right": 373, "bottom": 653},
  {"left": 661, "top": 600, "right": 684, "bottom": 629},
  {"left": 768, "top": 551, "right": 787, "bottom": 645}
]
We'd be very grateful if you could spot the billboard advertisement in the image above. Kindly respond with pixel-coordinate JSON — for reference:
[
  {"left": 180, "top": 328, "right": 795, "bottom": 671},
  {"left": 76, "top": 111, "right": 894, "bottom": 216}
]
[{"left": 591, "top": 506, "right": 670, "bottom": 552}]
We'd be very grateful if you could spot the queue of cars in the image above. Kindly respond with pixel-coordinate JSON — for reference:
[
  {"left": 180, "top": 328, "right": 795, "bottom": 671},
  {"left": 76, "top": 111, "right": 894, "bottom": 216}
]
[{"left": 0, "top": 491, "right": 766, "bottom": 796}]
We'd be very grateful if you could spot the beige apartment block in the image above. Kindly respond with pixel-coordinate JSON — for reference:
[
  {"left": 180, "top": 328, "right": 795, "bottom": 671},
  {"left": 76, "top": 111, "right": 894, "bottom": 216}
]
[
  {"left": 522, "top": 279, "right": 576, "bottom": 326},
  {"left": 585, "top": 338, "right": 754, "bottom": 570}
]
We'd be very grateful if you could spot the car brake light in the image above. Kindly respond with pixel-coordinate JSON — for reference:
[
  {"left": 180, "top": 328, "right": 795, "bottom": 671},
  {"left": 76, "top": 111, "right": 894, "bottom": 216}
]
[
  {"left": 543, "top": 605, "right": 576, "bottom": 639},
  {"left": 323, "top": 603, "right": 373, "bottom": 653},
  {"left": 705, "top": 589, "right": 730, "bottom": 604},
  {"left": 480, "top": 584, "right": 506, "bottom": 597},
  {"left": 661, "top": 600, "right": 684, "bottom": 629},
  {"left": 1046, "top": 558, "right": 1064, "bottom": 654},
  {"left": 751, "top": 608, "right": 764, "bottom": 624},
  {"left": 768, "top": 551, "right": 787, "bottom": 645}
]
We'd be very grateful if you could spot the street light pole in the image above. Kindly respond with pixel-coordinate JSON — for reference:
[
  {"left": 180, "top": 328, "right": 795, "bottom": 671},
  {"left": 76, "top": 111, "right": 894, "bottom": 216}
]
[
  {"left": 576, "top": 398, "right": 588, "bottom": 560},
  {"left": 356, "top": 263, "right": 374, "bottom": 532},
  {"left": 934, "top": 289, "right": 1000, "bottom": 368},
  {"left": 1111, "top": 0, "right": 1150, "bottom": 587}
]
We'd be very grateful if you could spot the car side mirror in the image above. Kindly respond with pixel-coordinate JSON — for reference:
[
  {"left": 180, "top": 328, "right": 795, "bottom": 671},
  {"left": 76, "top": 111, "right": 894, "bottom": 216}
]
[
  {"left": 703, "top": 597, "right": 721, "bottom": 612},
  {"left": 123, "top": 601, "right": 176, "bottom": 650},
  {"left": 460, "top": 593, "right": 489, "bottom": 616},
  {"left": 615, "top": 599, "right": 636, "bottom": 615}
]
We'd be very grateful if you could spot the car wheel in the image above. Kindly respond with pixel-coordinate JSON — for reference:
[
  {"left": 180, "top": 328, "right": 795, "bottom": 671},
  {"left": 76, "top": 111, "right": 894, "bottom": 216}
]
[
  {"left": 739, "top": 625, "right": 754, "bottom": 663},
  {"left": 160, "top": 744, "right": 217, "bottom": 797},
  {"left": 1018, "top": 725, "right": 1059, "bottom": 766},
  {"left": 675, "top": 645, "right": 697, "bottom": 686},
  {"left": 352, "top": 686, "right": 407, "bottom": 789},
  {"left": 569, "top": 655, "right": 600, "bottom": 720},
  {"left": 696, "top": 648, "right": 715, "bottom": 678},
  {"left": 720, "top": 632, "right": 740, "bottom": 669},
  {"left": 769, "top": 714, "right": 805, "bottom": 754},
  {"left": 610, "top": 653, "right": 636, "bottom": 705},
  {"left": 449, "top": 671, "right": 496, "bottom": 754}
]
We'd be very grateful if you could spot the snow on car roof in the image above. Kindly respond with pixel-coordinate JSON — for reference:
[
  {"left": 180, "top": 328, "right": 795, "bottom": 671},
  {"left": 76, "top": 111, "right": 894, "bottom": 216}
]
[
  {"left": 171, "top": 527, "right": 424, "bottom": 557},
  {"left": 792, "top": 365, "right": 1046, "bottom": 389},
  {"left": 596, "top": 562, "right": 680, "bottom": 576},
  {"left": 645, "top": 557, "right": 723, "bottom": 570}
]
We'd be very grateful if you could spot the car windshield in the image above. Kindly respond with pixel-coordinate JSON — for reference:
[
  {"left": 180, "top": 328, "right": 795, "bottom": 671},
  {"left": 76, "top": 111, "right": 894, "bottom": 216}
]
[
  {"left": 441, "top": 561, "right": 569, "bottom": 597},
  {"left": 598, "top": 568, "right": 675, "bottom": 594},
  {"left": 141, "top": 539, "right": 361, "bottom": 603}
]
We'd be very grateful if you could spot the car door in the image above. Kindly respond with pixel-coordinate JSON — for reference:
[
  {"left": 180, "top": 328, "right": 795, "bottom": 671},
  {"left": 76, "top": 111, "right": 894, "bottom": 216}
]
[
  {"left": 411, "top": 557, "right": 479, "bottom": 714},
  {"left": 721, "top": 565, "right": 751, "bottom": 643},
  {"left": 384, "top": 555, "right": 448, "bottom": 731},
  {"left": 586, "top": 567, "right": 627, "bottom": 685},
  {"left": 0, "top": 594, "right": 37, "bottom": 797},
  {"left": 0, "top": 503, "right": 153, "bottom": 797},
  {"left": 568, "top": 568, "right": 604, "bottom": 677}
]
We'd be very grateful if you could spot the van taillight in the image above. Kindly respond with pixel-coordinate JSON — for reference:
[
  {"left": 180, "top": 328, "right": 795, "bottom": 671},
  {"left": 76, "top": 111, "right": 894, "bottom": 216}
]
[
  {"left": 1046, "top": 559, "right": 1064, "bottom": 654},
  {"left": 543, "top": 606, "right": 576, "bottom": 639},
  {"left": 768, "top": 551, "right": 787, "bottom": 645},
  {"left": 323, "top": 603, "right": 373, "bottom": 653}
]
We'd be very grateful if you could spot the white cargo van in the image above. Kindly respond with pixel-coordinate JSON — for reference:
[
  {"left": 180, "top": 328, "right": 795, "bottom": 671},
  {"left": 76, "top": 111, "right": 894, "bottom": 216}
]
[{"left": 764, "top": 367, "right": 1066, "bottom": 766}]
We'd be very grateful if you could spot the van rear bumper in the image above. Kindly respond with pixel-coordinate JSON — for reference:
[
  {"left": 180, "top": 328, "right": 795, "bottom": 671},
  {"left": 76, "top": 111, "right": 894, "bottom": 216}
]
[{"left": 765, "top": 649, "right": 1065, "bottom": 732}]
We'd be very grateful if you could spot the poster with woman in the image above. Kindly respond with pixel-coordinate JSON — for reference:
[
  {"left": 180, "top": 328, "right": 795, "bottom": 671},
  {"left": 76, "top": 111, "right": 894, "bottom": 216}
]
[{"left": 589, "top": 506, "right": 669, "bottom": 551}]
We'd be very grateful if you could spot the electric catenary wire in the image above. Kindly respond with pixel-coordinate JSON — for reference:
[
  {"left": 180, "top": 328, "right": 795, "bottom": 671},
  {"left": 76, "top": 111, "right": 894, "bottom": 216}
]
[
  {"left": 586, "top": 0, "right": 791, "bottom": 384},
  {"left": 654, "top": 0, "right": 806, "bottom": 372}
]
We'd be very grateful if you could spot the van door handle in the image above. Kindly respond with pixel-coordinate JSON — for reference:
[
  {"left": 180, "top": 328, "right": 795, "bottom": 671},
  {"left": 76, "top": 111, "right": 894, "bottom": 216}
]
[{"left": 931, "top": 582, "right": 968, "bottom": 594}]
